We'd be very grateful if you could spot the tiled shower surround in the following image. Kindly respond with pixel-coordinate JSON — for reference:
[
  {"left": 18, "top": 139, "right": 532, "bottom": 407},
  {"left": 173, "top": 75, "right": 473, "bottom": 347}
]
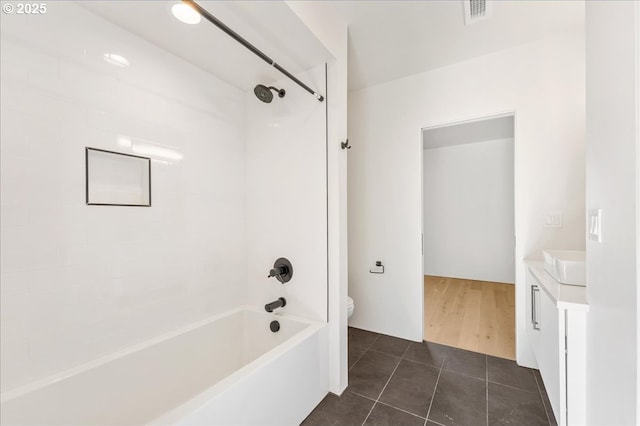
[{"left": 0, "top": 4, "right": 247, "bottom": 391}]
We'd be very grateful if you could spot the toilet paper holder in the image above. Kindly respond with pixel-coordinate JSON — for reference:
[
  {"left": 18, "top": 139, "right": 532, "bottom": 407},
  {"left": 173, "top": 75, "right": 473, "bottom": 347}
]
[{"left": 369, "top": 261, "right": 384, "bottom": 274}]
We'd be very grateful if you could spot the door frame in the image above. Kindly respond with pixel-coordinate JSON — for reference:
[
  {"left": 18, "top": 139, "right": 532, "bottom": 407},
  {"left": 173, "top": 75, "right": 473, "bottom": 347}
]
[{"left": 419, "top": 111, "right": 518, "bottom": 349}]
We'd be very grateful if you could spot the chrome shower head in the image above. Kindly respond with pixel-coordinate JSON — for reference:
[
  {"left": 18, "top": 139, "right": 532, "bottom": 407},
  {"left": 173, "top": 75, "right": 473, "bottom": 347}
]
[{"left": 254, "top": 84, "right": 285, "bottom": 103}]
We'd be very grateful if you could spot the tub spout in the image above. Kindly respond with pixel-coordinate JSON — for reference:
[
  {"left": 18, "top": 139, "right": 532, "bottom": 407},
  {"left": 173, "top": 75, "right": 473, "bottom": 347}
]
[{"left": 265, "top": 297, "right": 286, "bottom": 313}]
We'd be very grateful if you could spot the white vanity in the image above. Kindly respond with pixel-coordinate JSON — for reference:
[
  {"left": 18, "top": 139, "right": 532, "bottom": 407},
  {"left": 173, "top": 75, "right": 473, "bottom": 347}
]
[{"left": 525, "top": 251, "right": 588, "bottom": 426}]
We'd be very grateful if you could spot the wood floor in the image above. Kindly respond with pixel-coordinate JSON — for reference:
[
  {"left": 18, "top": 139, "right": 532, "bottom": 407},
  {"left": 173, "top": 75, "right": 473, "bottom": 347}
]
[{"left": 424, "top": 275, "right": 515, "bottom": 360}]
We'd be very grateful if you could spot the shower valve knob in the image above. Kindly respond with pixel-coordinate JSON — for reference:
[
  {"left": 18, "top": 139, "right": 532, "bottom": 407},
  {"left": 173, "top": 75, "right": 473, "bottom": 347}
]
[{"left": 268, "top": 258, "right": 293, "bottom": 284}]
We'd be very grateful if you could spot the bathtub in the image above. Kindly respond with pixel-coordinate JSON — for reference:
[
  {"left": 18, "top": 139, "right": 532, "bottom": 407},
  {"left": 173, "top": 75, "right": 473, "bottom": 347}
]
[{"left": 0, "top": 307, "right": 329, "bottom": 425}]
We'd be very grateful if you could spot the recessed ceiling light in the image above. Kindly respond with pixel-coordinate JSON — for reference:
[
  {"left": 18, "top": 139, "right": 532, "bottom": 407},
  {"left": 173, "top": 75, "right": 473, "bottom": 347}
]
[
  {"left": 103, "top": 53, "right": 130, "bottom": 68},
  {"left": 172, "top": 3, "right": 201, "bottom": 25}
]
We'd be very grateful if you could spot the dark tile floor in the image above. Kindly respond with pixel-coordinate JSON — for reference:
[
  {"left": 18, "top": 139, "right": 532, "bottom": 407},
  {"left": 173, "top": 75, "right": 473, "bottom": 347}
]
[{"left": 302, "top": 327, "right": 557, "bottom": 426}]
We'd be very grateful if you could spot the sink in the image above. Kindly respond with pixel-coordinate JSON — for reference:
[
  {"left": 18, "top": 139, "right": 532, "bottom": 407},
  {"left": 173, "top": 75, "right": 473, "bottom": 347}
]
[{"left": 543, "top": 250, "right": 586, "bottom": 287}]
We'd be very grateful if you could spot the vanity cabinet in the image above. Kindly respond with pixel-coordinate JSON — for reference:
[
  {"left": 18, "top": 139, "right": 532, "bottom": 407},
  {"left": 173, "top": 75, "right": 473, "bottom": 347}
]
[{"left": 525, "top": 262, "right": 588, "bottom": 426}]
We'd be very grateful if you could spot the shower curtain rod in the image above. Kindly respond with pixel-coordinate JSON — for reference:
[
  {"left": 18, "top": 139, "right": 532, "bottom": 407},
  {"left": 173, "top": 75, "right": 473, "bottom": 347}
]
[{"left": 182, "top": 0, "right": 325, "bottom": 102}]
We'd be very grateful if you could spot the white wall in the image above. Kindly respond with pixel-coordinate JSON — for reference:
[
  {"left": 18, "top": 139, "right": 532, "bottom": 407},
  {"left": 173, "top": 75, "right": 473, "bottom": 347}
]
[
  {"left": 245, "top": 65, "right": 328, "bottom": 322},
  {"left": 348, "top": 29, "right": 586, "bottom": 366},
  {"left": 0, "top": 4, "right": 247, "bottom": 391},
  {"left": 423, "top": 138, "right": 515, "bottom": 284},
  {"left": 585, "top": 1, "right": 638, "bottom": 424}
]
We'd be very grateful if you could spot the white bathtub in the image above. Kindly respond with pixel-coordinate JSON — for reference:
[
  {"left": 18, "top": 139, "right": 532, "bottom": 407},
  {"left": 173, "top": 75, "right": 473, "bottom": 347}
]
[{"left": 0, "top": 307, "right": 329, "bottom": 425}]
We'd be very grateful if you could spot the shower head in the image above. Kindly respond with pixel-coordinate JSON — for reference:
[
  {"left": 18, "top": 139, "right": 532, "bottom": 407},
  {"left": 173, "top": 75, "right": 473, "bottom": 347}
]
[{"left": 254, "top": 84, "right": 285, "bottom": 103}]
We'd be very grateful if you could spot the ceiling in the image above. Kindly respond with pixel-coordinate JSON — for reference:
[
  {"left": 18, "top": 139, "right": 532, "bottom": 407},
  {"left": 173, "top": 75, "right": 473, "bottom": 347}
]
[
  {"left": 82, "top": 1, "right": 585, "bottom": 93},
  {"left": 81, "top": 1, "right": 332, "bottom": 92},
  {"left": 423, "top": 115, "right": 514, "bottom": 150},
  {"left": 331, "top": 0, "right": 585, "bottom": 91}
]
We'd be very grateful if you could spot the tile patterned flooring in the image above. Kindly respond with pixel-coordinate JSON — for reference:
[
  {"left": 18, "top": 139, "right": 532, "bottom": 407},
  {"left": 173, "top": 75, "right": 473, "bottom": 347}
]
[{"left": 302, "top": 328, "right": 557, "bottom": 426}]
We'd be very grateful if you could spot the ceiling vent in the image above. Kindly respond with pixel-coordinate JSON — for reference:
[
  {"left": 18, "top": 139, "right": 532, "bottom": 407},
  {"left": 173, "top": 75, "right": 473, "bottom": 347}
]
[{"left": 463, "top": 0, "right": 492, "bottom": 25}]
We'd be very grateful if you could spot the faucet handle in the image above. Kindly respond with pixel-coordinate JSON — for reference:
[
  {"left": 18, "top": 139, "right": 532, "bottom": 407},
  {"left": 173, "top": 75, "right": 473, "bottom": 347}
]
[
  {"left": 268, "top": 258, "right": 293, "bottom": 284},
  {"left": 268, "top": 266, "right": 286, "bottom": 278}
]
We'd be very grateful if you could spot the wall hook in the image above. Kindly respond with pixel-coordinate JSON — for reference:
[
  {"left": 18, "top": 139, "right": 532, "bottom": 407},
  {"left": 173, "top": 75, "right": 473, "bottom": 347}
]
[{"left": 341, "top": 139, "right": 352, "bottom": 150}]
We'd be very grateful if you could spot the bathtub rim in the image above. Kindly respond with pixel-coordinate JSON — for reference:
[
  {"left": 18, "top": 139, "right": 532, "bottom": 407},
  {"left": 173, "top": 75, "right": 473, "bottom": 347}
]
[{"left": 0, "top": 305, "right": 324, "bottom": 406}]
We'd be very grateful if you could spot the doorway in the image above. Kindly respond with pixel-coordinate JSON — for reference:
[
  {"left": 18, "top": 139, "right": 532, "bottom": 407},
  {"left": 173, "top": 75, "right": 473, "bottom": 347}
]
[{"left": 421, "top": 114, "right": 516, "bottom": 359}]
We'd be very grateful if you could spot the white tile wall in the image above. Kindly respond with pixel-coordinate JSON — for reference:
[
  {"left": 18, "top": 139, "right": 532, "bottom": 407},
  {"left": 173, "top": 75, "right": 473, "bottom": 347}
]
[
  {"left": 0, "top": 3, "right": 247, "bottom": 391},
  {"left": 245, "top": 66, "right": 328, "bottom": 322}
]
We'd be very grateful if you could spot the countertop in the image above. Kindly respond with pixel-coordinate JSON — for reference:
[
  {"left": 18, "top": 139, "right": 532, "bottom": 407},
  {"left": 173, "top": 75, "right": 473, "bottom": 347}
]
[{"left": 525, "top": 261, "right": 589, "bottom": 312}]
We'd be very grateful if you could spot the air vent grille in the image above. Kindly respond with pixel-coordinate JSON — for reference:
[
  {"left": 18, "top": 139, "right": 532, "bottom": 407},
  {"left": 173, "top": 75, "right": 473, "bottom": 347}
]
[
  {"left": 464, "top": 0, "right": 492, "bottom": 25},
  {"left": 470, "top": 0, "right": 486, "bottom": 18}
]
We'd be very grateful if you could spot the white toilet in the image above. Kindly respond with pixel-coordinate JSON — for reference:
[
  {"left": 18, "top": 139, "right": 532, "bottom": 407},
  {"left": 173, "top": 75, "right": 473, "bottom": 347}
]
[{"left": 347, "top": 296, "right": 354, "bottom": 318}]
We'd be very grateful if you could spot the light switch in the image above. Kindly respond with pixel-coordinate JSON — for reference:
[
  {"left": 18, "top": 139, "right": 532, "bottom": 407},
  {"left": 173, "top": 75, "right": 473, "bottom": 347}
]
[
  {"left": 543, "top": 212, "right": 563, "bottom": 228},
  {"left": 588, "top": 209, "right": 602, "bottom": 242}
]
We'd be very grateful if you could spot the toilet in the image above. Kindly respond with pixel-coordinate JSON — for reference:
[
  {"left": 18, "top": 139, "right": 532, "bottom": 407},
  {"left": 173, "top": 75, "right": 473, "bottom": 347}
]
[{"left": 347, "top": 296, "right": 354, "bottom": 318}]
